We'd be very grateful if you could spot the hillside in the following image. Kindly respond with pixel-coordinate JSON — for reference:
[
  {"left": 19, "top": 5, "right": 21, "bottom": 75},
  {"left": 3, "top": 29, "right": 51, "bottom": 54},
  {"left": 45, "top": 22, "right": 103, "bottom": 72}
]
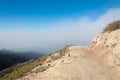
[
  {"left": 1, "top": 21, "right": 120, "bottom": 80},
  {"left": 0, "top": 49, "right": 42, "bottom": 71},
  {"left": 0, "top": 47, "right": 69, "bottom": 80},
  {"left": 16, "top": 43, "right": 120, "bottom": 80}
]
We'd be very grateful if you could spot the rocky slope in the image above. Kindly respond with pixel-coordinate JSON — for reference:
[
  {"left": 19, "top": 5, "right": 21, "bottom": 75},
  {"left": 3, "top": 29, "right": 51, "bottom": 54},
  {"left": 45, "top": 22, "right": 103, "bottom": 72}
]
[
  {"left": 92, "top": 29, "right": 120, "bottom": 66},
  {"left": 16, "top": 30, "right": 120, "bottom": 80}
]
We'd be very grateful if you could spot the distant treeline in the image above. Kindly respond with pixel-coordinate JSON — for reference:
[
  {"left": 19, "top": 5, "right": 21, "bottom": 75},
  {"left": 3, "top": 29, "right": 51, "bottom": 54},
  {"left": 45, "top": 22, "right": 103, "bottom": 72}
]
[{"left": 0, "top": 49, "right": 43, "bottom": 71}]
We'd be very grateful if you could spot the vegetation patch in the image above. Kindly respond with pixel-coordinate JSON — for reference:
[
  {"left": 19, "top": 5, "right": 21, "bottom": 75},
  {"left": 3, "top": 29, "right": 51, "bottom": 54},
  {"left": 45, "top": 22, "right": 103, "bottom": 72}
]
[
  {"left": 0, "top": 54, "right": 49, "bottom": 80},
  {"left": 103, "top": 20, "right": 120, "bottom": 33},
  {"left": 0, "top": 46, "right": 70, "bottom": 80},
  {"left": 51, "top": 46, "right": 70, "bottom": 60}
]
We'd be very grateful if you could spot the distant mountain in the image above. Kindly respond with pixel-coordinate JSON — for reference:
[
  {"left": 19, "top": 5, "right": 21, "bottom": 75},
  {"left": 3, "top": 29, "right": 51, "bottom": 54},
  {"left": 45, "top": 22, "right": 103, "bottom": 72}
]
[{"left": 0, "top": 49, "right": 44, "bottom": 71}]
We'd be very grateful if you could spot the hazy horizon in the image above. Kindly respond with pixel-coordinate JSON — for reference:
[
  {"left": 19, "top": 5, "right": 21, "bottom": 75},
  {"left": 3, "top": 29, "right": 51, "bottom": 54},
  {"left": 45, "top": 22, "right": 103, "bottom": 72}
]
[{"left": 0, "top": 0, "right": 120, "bottom": 53}]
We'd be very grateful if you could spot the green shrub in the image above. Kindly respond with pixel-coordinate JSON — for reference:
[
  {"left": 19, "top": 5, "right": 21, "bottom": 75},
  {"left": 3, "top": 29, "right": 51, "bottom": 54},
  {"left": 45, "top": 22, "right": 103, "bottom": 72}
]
[{"left": 103, "top": 20, "right": 120, "bottom": 33}]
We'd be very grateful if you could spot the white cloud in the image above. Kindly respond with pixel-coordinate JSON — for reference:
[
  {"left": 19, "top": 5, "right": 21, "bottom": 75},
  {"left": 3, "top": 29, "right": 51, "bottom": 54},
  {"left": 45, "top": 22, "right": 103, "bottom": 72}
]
[{"left": 0, "top": 8, "right": 120, "bottom": 52}]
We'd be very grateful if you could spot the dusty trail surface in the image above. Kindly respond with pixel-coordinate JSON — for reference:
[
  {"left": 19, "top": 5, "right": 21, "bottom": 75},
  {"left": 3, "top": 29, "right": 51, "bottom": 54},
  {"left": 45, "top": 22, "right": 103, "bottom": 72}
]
[{"left": 18, "top": 46, "right": 120, "bottom": 80}]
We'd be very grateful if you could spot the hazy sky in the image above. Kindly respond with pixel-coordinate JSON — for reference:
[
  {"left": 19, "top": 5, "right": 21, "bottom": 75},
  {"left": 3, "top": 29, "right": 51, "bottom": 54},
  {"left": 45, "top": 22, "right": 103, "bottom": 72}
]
[{"left": 0, "top": 0, "right": 120, "bottom": 53}]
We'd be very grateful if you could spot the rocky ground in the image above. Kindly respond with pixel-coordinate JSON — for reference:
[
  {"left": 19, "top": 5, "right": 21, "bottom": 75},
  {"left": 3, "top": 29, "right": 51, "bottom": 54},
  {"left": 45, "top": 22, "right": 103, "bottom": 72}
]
[{"left": 17, "top": 46, "right": 120, "bottom": 80}]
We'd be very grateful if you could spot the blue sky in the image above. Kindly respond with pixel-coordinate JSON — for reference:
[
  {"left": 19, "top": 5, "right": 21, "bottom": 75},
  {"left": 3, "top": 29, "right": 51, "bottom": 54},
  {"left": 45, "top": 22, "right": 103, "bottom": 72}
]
[
  {"left": 0, "top": 0, "right": 120, "bottom": 30},
  {"left": 0, "top": 0, "right": 120, "bottom": 52},
  {"left": 0, "top": 0, "right": 120, "bottom": 19}
]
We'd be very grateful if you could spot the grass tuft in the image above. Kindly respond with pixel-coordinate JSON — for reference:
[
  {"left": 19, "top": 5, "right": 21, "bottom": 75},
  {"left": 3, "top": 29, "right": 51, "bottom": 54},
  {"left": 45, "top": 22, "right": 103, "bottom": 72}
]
[{"left": 103, "top": 20, "right": 120, "bottom": 33}]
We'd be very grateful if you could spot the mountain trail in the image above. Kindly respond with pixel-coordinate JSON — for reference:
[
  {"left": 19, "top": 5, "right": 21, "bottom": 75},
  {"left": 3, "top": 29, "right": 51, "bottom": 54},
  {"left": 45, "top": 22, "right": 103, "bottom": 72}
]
[{"left": 17, "top": 46, "right": 120, "bottom": 80}]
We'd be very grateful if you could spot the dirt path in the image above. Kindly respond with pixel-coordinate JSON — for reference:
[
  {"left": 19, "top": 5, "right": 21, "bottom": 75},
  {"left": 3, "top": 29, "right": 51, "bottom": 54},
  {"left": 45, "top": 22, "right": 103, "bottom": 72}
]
[{"left": 18, "top": 46, "right": 120, "bottom": 80}]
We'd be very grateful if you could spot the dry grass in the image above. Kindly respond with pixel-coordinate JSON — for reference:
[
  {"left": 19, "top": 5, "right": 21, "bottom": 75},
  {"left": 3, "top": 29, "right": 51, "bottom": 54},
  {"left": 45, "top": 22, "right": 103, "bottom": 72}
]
[
  {"left": 51, "top": 46, "right": 70, "bottom": 60},
  {"left": 0, "top": 55, "right": 49, "bottom": 80},
  {"left": 103, "top": 20, "right": 120, "bottom": 33},
  {"left": 0, "top": 46, "right": 70, "bottom": 80}
]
